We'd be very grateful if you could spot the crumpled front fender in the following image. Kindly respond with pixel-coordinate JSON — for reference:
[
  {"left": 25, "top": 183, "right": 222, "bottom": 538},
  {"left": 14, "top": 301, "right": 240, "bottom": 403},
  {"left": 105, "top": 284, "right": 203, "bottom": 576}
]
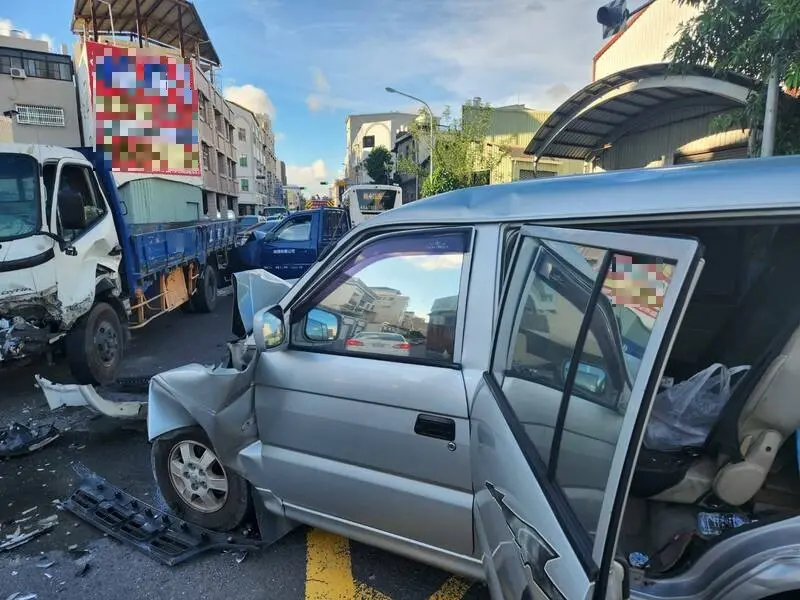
[{"left": 147, "top": 348, "right": 259, "bottom": 473}]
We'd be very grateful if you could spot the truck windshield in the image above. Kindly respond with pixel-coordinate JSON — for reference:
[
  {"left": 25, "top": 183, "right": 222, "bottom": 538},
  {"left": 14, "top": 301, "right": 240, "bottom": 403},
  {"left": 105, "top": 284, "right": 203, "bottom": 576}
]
[{"left": 0, "top": 153, "right": 41, "bottom": 241}]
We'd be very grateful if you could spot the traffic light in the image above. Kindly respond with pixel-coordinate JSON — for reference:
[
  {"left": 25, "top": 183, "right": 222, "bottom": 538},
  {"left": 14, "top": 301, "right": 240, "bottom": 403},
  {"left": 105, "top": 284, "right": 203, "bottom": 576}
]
[{"left": 597, "top": 0, "right": 630, "bottom": 40}]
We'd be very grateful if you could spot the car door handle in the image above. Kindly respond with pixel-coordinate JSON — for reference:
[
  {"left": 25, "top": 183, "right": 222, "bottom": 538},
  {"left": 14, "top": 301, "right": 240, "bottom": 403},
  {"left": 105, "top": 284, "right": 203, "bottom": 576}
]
[{"left": 414, "top": 414, "right": 455, "bottom": 441}]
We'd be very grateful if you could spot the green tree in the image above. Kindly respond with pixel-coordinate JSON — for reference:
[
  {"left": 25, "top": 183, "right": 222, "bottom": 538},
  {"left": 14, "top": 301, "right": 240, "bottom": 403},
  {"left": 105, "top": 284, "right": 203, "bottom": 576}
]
[
  {"left": 420, "top": 167, "right": 460, "bottom": 197},
  {"left": 364, "top": 146, "right": 393, "bottom": 184},
  {"left": 667, "top": 0, "right": 800, "bottom": 155},
  {"left": 398, "top": 101, "right": 508, "bottom": 197}
]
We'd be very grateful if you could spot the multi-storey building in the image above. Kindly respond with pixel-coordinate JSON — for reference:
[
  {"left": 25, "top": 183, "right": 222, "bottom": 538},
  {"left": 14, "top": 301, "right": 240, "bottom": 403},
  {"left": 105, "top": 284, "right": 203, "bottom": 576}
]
[
  {"left": 344, "top": 112, "right": 416, "bottom": 185},
  {"left": 0, "top": 32, "right": 82, "bottom": 147},
  {"left": 230, "top": 101, "right": 277, "bottom": 214}
]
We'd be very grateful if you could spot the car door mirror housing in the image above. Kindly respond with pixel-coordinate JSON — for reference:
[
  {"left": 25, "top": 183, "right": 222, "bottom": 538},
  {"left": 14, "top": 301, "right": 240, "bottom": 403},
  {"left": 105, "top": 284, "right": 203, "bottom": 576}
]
[
  {"left": 253, "top": 305, "right": 286, "bottom": 351},
  {"left": 304, "top": 308, "right": 340, "bottom": 342},
  {"left": 58, "top": 190, "right": 87, "bottom": 230}
]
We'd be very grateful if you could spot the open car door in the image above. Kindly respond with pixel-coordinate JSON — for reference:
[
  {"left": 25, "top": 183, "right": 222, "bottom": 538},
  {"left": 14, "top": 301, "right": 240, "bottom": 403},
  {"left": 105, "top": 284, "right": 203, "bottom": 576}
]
[{"left": 471, "top": 225, "right": 703, "bottom": 600}]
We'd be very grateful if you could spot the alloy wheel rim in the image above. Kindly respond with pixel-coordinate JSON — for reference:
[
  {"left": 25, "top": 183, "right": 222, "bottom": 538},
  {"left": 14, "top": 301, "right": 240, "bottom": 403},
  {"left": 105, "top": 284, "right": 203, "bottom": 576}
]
[{"left": 168, "top": 440, "right": 229, "bottom": 513}]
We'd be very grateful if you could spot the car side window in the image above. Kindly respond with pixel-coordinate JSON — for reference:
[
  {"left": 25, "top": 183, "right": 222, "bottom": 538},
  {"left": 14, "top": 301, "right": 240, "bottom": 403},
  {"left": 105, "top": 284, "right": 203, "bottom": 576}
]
[
  {"left": 499, "top": 239, "right": 676, "bottom": 539},
  {"left": 291, "top": 230, "right": 470, "bottom": 364},
  {"left": 276, "top": 216, "right": 312, "bottom": 242},
  {"left": 57, "top": 165, "right": 106, "bottom": 241}
]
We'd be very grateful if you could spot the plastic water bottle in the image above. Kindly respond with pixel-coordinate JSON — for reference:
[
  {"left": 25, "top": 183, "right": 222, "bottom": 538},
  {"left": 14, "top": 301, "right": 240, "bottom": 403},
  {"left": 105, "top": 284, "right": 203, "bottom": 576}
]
[
  {"left": 628, "top": 552, "right": 649, "bottom": 568},
  {"left": 697, "top": 512, "right": 751, "bottom": 536}
]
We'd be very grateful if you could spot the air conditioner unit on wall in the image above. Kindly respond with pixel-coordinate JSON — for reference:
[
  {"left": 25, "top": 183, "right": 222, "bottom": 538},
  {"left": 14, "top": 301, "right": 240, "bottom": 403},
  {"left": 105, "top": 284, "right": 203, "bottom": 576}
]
[{"left": 10, "top": 68, "right": 27, "bottom": 79}]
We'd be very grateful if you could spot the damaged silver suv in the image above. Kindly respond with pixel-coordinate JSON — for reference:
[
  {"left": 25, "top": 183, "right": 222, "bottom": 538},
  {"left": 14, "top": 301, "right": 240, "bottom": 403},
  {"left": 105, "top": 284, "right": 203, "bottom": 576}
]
[{"left": 148, "top": 156, "right": 800, "bottom": 600}]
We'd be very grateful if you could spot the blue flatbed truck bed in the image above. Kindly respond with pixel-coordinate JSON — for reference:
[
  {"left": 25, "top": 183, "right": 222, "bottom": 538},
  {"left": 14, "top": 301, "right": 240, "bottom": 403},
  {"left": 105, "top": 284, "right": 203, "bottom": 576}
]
[{"left": 78, "top": 148, "right": 236, "bottom": 328}]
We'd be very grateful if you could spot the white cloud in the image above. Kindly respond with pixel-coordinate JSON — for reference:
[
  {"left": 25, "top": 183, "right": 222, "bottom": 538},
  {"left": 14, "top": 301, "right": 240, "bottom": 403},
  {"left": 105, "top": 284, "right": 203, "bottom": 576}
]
[
  {"left": 223, "top": 84, "right": 276, "bottom": 119},
  {"left": 275, "top": 132, "right": 286, "bottom": 142},
  {"left": 305, "top": 66, "right": 361, "bottom": 113},
  {"left": 312, "top": 67, "right": 330, "bottom": 93},
  {"left": 402, "top": 254, "right": 464, "bottom": 271},
  {"left": 0, "top": 19, "right": 54, "bottom": 50},
  {"left": 245, "top": 0, "right": 603, "bottom": 115},
  {"left": 285, "top": 159, "right": 329, "bottom": 194}
]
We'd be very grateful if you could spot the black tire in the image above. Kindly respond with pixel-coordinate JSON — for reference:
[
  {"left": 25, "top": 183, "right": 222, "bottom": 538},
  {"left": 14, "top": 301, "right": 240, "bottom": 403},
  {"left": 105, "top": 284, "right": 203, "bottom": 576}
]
[
  {"left": 65, "top": 301, "right": 124, "bottom": 385},
  {"left": 191, "top": 264, "right": 218, "bottom": 313},
  {"left": 151, "top": 426, "right": 249, "bottom": 531}
]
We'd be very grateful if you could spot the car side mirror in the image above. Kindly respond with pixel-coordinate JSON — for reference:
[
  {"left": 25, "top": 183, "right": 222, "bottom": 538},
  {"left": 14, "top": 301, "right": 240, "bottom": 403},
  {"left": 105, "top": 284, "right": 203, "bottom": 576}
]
[
  {"left": 58, "top": 190, "right": 87, "bottom": 230},
  {"left": 253, "top": 305, "right": 285, "bottom": 351},
  {"left": 304, "top": 308, "right": 340, "bottom": 342}
]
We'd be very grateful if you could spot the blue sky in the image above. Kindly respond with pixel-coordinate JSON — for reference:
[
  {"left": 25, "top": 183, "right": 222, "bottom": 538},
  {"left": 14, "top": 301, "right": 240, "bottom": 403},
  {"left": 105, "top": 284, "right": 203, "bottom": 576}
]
[{"left": 1, "top": 0, "right": 642, "bottom": 195}]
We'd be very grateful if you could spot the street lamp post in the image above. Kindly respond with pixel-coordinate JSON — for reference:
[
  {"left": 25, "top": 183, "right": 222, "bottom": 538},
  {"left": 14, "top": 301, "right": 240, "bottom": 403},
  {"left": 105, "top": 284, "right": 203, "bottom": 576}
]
[{"left": 385, "top": 87, "right": 434, "bottom": 178}]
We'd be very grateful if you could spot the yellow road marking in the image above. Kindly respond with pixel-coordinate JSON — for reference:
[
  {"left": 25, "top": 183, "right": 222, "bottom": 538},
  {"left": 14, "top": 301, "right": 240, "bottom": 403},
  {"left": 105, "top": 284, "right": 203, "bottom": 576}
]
[
  {"left": 428, "top": 576, "right": 473, "bottom": 600},
  {"left": 306, "top": 529, "right": 356, "bottom": 599},
  {"left": 305, "top": 528, "right": 472, "bottom": 600}
]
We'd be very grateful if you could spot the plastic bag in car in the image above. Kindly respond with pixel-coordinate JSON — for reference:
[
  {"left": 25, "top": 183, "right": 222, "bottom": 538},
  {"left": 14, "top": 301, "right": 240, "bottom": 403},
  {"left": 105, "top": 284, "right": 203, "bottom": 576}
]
[{"left": 643, "top": 363, "right": 750, "bottom": 452}]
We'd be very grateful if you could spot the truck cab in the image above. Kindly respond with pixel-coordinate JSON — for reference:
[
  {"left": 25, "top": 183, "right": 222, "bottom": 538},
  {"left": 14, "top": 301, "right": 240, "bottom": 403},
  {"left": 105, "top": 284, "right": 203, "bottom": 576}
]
[
  {"left": 230, "top": 207, "right": 351, "bottom": 280},
  {"left": 0, "top": 145, "right": 125, "bottom": 379}
]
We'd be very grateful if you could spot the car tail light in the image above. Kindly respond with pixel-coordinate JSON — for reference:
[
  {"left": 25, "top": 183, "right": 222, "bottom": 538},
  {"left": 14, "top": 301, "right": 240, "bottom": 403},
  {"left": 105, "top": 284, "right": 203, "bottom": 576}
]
[
  {"left": 346, "top": 339, "right": 363, "bottom": 347},
  {"left": 393, "top": 342, "right": 411, "bottom": 350}
]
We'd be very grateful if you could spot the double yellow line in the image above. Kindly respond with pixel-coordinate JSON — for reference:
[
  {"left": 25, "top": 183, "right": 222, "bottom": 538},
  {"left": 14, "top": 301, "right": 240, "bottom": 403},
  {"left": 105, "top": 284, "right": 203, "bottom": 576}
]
[{"left": 305, "top": 529, "right": 474, "bottom": 600}]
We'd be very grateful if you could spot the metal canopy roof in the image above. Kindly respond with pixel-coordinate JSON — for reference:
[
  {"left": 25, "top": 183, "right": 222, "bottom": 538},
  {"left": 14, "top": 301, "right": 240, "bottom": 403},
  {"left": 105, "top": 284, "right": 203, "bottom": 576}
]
[
  {"left": 526, "top": 63, "right": 755, "bottom": 163},
  {"left": 71, "top": 0, "right": 221, "bottom": 66}
]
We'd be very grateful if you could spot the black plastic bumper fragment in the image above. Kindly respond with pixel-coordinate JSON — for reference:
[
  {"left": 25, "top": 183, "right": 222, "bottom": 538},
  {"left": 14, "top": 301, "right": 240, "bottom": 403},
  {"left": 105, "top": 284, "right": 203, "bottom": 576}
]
[{"left": 62, "top": 471, "right": 261, "bottom": 566}]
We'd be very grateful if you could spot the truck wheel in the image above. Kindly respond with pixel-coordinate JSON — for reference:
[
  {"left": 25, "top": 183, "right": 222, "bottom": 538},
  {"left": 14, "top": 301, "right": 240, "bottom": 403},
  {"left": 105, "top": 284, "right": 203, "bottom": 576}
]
[
  {"left": 151, "top": 427, "right": 249, "bottom": 531},
  {"left": 66, "top": 301, "right": 124, "bottom": 385},
  {"left": 192, "top": 264, "right": 218, "bottom": 313}
]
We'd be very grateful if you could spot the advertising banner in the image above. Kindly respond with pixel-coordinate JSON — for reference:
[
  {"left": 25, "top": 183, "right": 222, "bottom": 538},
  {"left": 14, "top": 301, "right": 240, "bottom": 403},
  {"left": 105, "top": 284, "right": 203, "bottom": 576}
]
[{"left": 85, "top": 41, "right": 200, "bottom": 175}]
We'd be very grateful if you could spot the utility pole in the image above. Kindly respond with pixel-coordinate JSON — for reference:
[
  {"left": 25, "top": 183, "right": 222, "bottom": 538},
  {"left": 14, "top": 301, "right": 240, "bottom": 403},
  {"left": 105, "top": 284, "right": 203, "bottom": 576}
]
[
  {"left": 761, "top": 53, "right": 780, "bottom": 157},
  {"left": 385, "top": 87, "right": 435, "bottom": 178}
]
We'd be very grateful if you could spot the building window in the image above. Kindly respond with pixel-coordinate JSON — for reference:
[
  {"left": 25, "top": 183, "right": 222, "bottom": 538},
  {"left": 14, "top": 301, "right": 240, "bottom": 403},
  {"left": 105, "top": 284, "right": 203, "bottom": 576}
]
[
  {"left": 198, "top": 94, "right": 208, "bottom": 122},
  {"left": 201, "top": 144, "right": 211, "bottom": 171},
  {"left": 238, "top": 127, "right": 246, "bottom": 142},
  {"left": 241, "top": 178, "right": 249, "bottom": 191},
  {"left": 362, "top": 135, "right": 375, "bottom": 149},
  {"left": 15, "top": 104, "right": 65, "bottom": 127},
  {"left": 239, "top": 155, "right": 248, "bottom": 167},
  {"left": 0, "top": 48, "right": 72, "bottom": 81}
]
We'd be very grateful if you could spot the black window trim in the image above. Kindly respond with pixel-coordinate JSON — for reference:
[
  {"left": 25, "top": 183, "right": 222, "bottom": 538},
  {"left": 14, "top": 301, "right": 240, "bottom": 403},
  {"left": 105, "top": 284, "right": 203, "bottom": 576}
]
[{"left": 286, "top": 226, "right": 475, "bottom": 369}]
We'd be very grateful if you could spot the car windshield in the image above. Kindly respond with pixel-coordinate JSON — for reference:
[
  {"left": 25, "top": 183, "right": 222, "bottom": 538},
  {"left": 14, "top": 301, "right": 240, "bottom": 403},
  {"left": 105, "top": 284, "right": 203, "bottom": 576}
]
[
  {"left": 264, "top": 207, "right": 287, "bottom": 219},
  {"left": 0, "top": 153, "right": 41, "bottom": 241}
]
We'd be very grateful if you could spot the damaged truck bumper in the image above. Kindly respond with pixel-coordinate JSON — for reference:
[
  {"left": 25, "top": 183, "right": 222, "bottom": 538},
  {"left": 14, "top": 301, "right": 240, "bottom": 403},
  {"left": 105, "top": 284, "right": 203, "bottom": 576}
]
[
  {"left": 0, "top": 316, "right": 59, "bottom": 363},
  {"left": 35, "top": 375, "right": 147, "bottom": 418}
]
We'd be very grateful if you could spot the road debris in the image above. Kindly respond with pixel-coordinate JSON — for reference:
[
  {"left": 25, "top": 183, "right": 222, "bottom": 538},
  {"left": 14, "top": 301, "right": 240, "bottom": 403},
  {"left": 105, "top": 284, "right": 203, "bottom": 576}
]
[
  {"left": 74, "top": 554, "right": 91, "bottom": 577},
  {"left": 234, "top": 551, "right": 248, "bottom": 564},
  {"left": 35, "top": 375, "right": 146, "bottom": 419},
  {"left": 61, "top": 467, "right": 261, "bottom": 566},
  {"left": 0, "top": 512, "right": 59, "bottom": 553},
  {"left": 5, "top": 594, "right": 38, "bottom": 600},
  {"left": 0, "top": 422, "right": 60, "bottom": 458}
]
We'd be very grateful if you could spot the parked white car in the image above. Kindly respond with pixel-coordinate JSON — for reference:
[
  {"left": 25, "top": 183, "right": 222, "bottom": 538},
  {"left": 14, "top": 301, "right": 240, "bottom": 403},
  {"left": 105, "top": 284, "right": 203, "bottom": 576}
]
[{"left": 345, "top": 332, "right": 411, "bottom": 357}]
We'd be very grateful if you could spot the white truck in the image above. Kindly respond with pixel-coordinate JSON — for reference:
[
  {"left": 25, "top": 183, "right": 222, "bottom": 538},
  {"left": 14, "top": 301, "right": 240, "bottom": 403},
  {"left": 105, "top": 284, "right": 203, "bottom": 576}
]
[{"left": 0, "top": 143, "right": 235, "bottom": 385}]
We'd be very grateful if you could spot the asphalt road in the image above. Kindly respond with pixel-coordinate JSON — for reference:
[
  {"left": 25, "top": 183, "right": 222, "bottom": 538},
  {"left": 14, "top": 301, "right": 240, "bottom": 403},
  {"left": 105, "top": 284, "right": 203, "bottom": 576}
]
[{"left": 0, "top": 295, "right": 489, "bottom": 600}]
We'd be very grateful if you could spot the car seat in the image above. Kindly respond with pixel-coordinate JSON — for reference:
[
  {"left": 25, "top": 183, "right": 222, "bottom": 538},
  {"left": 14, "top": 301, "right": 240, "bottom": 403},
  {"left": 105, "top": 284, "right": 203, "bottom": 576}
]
[{"left": 633, "top": 225, "right": 800, "bottom": 506}]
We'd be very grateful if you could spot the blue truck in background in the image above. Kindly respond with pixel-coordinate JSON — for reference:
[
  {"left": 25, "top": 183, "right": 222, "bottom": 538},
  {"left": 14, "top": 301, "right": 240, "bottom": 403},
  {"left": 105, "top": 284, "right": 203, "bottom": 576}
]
[
  {"left": 0, "top": 144, "right": 236, "bottom": 385},
  {"left": 228, "top": 207, "right": 352, "bottom": 281}
]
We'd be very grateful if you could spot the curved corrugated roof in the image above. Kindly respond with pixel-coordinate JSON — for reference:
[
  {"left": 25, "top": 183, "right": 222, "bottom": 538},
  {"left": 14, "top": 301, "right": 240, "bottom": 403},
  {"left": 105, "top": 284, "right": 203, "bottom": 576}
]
[{"left": 525, "top": 63, "right": 755, "bottom": 163}]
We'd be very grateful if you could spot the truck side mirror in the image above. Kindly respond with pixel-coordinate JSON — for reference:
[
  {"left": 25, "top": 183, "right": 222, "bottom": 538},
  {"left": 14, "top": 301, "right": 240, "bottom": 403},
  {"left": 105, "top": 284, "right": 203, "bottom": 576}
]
[{"left": 58, "top": 190, "right": 87, "bottom": 230}]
